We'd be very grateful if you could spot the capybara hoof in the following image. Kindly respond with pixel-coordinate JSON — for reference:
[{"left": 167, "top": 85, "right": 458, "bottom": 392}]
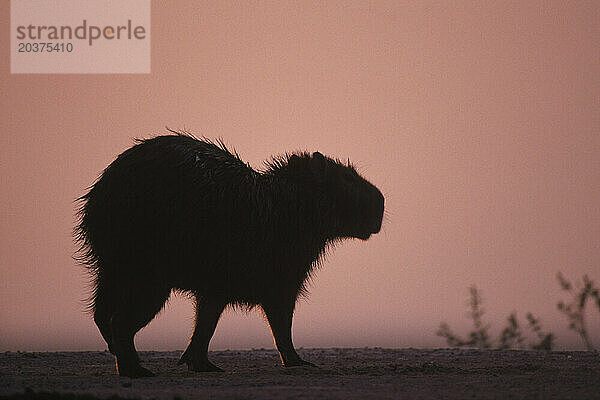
[
  {"left": 117, "top": 363, "right": 155, "bottom": 378},
  {"left": 284, "top": 358, "right": 319, "bottom": 369},
  {"left": 178, "top": 351, "right": 223, "bottom": 372}
]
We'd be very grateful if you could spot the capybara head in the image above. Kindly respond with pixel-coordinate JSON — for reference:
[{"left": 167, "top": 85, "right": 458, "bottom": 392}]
[{"left": 286, "top": 151, "right": 384, "bottom": 240}]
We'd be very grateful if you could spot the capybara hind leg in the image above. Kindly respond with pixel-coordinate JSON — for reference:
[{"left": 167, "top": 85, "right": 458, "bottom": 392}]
[
  {"left": 178, "top": 298, "right": 225, "bottom": 372},
  {"left": 93, "top": 305, "right": 114, "bottom": 354},
  {"left": 110, "top": 328, "right": 153, "bottom": 378},
  {"left": 92, "top": 284, "right": 115, "bottom": 353},
  {"left": 111, "top": 289, "right": 170, "bottom": 378},
  {"left": 263, "top": 301, "right": 317, "bottom": 368}
]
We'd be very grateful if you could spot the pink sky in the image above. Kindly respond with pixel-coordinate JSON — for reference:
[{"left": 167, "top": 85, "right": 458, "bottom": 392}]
[{"left": 1, "top": 1, "right": 599, "bottom": 352}]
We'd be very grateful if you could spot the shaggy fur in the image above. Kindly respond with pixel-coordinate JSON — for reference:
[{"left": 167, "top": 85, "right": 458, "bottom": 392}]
[{"left": 75, "top": 132, "right": 384, "bottom": 377}]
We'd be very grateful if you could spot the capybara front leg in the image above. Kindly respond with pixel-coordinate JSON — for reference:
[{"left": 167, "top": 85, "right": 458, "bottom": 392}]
[
  {"left": 263, "top": 301, "right": 316, "bottom": 368},
  {"left": 178, "top": 298, "right": 226, "bottom": 372}
]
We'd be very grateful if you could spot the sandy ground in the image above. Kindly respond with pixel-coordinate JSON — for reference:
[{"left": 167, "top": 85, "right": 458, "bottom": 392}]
[{"left": 1, "top": 348, "right": 599, "bottom": 399}]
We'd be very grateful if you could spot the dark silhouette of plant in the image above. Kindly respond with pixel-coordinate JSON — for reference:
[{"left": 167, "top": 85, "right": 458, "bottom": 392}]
[
  {"left": 557, "top": 273, "right": 599, "bottom": 351},
  {"left": 437, "top": 286, "right": 554, "bottom": 350},
  {"left": 498, "top": 313, "right": 525, "bottom": 349},
  {"left": 436, "top": 286, "right": 492, "bottom": 349},
  {"left": 526, "top": 313, "right": 554, "bottom": 350}
]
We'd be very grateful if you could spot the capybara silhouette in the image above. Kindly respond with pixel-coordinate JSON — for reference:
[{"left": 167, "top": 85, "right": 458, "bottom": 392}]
[{"left": 75, "top": 132, "right": 384, "bottom": 377}]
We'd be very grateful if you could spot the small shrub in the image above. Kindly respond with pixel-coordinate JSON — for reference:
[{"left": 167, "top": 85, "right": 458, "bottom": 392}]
[
  {"left": 557, "top": 273, "right": 599, "bottom": 351},
  {"left": 437, "top": 286, "right": 554, "bottom": 350}
]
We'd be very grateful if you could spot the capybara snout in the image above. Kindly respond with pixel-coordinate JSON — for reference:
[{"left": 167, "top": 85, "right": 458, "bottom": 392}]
[
  {"left": 75, "top": 132, "right": 384, "bottom": 377},
  {"left": 365, "top": 185, "right": 385, "bottom": 236}
]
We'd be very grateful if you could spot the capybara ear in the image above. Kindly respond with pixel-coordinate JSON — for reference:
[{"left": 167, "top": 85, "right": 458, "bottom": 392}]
[
  {"left": 310, "top": 152, "right": 327, "bottom": 175},
  {"left": 312, "top": 151, "right": 324, "bottom": 160}
]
